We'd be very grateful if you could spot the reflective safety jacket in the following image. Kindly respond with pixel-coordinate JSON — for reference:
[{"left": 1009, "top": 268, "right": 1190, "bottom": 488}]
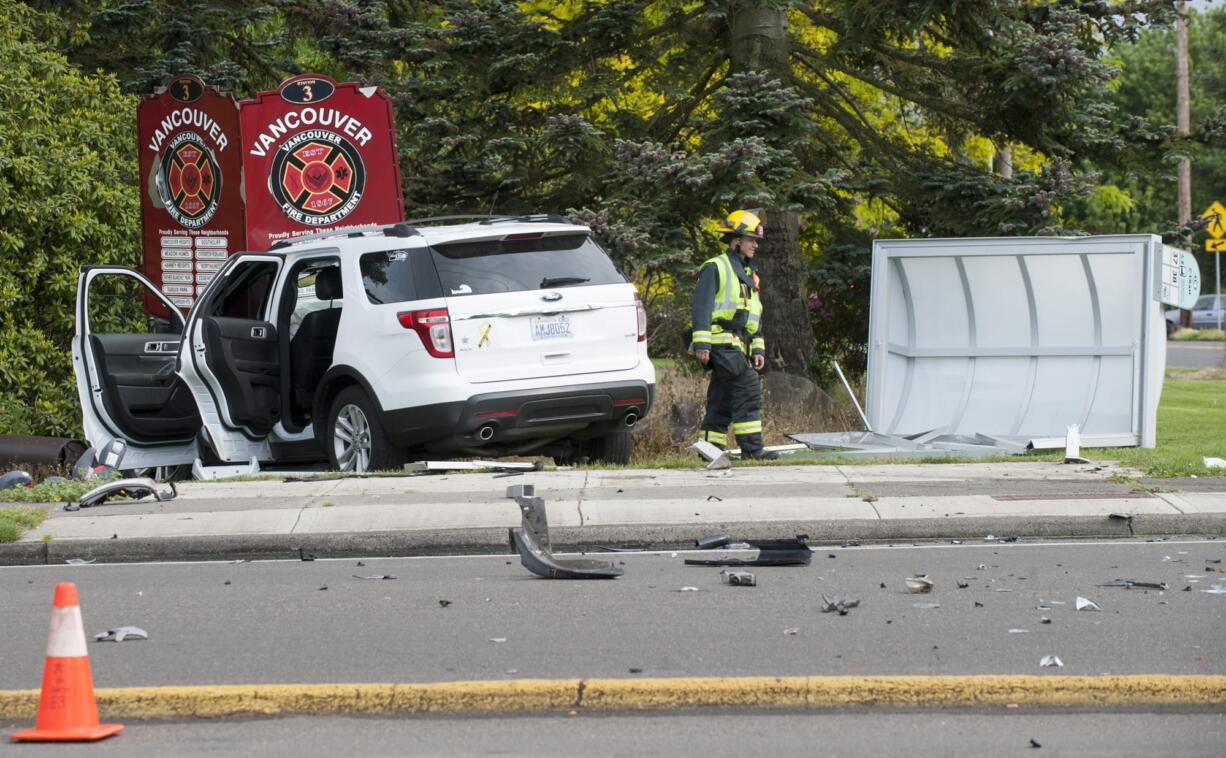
[{"left": 690, "top": 249, "right": 765, "bottom": 356}]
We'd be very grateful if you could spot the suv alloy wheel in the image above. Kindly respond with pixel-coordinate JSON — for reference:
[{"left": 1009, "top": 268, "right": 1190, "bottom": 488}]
[{"left": 327, "top": 386, "right": 399, "bottom": 472}]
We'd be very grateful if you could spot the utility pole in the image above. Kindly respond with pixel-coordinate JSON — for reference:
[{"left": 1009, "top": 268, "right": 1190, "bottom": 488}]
[{"left": 1176, "top": 0, "right": 1193, "bottom": 327}]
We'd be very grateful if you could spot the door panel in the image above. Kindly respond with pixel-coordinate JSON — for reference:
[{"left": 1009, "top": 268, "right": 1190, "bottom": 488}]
[
  {"left": 201, "top": 316, "right": 279, "bottom": 435},
  {"left": 75, "top": 266, "right": 201, "bottom": 456}
]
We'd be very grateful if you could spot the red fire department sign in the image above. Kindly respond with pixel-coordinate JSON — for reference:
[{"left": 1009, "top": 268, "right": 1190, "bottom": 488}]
[
  {"left": 137, "top": 73, "right": 244, "bottom": 314},
  {"left": 239, "top": 74, "right": 404, "bottom": 251}
]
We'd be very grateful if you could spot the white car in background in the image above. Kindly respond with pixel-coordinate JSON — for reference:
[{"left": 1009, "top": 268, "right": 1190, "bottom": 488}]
[
  {"left": 1165, "top": 294, "right": 1225, "bottom": 334},
  {"left": 73, "top": 216, "right": 655, "bottom": 474}
]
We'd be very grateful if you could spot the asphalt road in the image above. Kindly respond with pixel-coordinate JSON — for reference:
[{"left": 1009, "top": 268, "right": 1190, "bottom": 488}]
[
  {"left": 4, "top": 711, "right": 1224, "bottom": 758},
  {"left": 2, "top": 540, "right": 1224, "bottom": 688},
  {"left": 1167, "top": 340, "right": 1225, "bottom": 368}
]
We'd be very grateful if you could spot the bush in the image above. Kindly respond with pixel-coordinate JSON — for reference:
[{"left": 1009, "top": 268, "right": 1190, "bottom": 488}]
[{"left": 0, "top": 0, "right": 141, "bottom": 437}]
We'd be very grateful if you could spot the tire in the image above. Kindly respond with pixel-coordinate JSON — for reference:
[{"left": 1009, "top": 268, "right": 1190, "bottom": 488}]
[
  {"left": 588, "top": 428, "right": 632, "bottom": 466},
  {"left": 327, "top": 386, "right": 400, "bottom": 472}
]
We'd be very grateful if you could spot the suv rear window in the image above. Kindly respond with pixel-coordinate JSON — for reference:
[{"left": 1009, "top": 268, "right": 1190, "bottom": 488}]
[
  {"left": 359, "top": 248, "right": 443, "bottom": 304},
  {"left": 429, "top": 234, "right": 624, "bottom": 296}
]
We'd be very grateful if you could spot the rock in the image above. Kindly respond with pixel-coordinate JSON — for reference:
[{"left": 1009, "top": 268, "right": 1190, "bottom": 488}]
[
  {"left": 763, "top": 372, "right": 830, "bottom": 417},
  {"left": 668, "top": 400, "right": 703, "bottom": 442}
]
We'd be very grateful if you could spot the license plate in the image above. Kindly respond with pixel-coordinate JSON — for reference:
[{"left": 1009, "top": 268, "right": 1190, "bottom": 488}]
[{"left": 531, "top": 314, "right": 573, "bottom": 341}]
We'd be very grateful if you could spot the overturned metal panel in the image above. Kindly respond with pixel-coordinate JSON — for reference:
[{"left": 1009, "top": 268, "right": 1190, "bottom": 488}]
[{"left": 867, "top": 236, "right": 1166, "bottom": 449}]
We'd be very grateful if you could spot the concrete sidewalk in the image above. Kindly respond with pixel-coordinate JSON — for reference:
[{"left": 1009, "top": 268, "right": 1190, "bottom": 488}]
[{"left": 2, "top": 462, "right": 1224, "bottom": 564}]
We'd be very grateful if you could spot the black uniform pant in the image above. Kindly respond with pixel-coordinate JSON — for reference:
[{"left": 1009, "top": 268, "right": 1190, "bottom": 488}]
[{"left": 699, "top": 346, "right": 764, "bottom": 453}]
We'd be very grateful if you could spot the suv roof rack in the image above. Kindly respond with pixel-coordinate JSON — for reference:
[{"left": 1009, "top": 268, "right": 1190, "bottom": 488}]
[
  {"left": 267, "top": 222, "right": 420, "bottom": 251},
  {"left": 478, "top": 213, "right": 572, "bottom": 226}
]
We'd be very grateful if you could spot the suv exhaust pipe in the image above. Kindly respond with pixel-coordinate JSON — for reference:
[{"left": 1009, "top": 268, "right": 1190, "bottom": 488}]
[
  {"left": 623, "top": 412, "right": 638, "bottom": 428},
  {"left": 477, "top": 424, "right": 497, "bottom": 442}
]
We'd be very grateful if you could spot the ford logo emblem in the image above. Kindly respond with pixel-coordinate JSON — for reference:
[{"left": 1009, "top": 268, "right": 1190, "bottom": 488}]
[{"left": 541, "top": 292, "right": 563, "bottom": 302}]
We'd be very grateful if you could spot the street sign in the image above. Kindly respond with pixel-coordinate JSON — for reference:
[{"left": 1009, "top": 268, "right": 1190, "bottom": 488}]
[
  {"left": 239, "top": 74, "right": 405, "bottom": 251},
  {"left": 1207, "top": 238, "right": 1226, "bottom": 252},
  {"left": 1201, "top": 201, "right": 1226, "bottom": 238},
  {"left": 137, "top": 73, "right": 244, "bottom": 316},
  {"left": 1161, "top": 245, "right": 1201, "bottom": 309}
]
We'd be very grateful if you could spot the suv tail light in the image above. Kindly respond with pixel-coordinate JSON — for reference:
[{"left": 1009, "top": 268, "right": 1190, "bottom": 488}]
[
  {"left": 634, "top": 291, "right": 647, "bottom": 342},
  {"left": 397, "top": 308, "right": 454, "bottom": 358}
]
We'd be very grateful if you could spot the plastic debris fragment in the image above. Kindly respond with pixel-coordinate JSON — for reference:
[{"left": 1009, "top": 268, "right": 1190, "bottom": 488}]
[
  {"left": 820, "top": 594, "right": 860, "bottom": 614},
  {"left": 1075, "top": 596, "right": 1100, "bottom": 611},
  {"left": 912, "top": 602, "right": 940, "bottom": 609},
  {"left": 65, "top": 558, "right": 96, "bottom": 565},
  {"left": 94, "top": 626, "right": 147, "bottom": 642},
  {"left": 720, "top": 570, "right": 756, "bottom": 587},
  {"left": 905, "top": 575, "right": 934, "bottom": 593},
  {"left": 1039, "top": 655, "right": 1063, "bottom": 668},
  {"left": 783, "top": 627, "right": 800, "bottom": 636},
  {"left": 353, "top": 574, "right": 398, "bottom": 580},
  {"left": 1201, "top": 584, "right": 1226, "bottom": 595}
]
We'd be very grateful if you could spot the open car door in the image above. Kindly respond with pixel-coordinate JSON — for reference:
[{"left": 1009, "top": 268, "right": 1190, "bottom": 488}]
[
  {"left": 178, "top": 254, "right": 283, "bottom": 463},
  {"left": 73, "top": 266, "right": 200, "bottom": 470}
]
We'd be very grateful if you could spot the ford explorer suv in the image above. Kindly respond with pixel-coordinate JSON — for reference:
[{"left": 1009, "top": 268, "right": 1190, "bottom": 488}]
[{"left": 74, "top": 216, "right": 656, "bottom": 474}]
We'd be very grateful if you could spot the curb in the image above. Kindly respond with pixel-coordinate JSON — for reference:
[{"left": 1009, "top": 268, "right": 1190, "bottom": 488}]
[
  {"left": 1, "top": 513, "right": 1223, "bottom": 565},
  {"left": 2, "top": 676, "right": 1225, "bottom": 720}
]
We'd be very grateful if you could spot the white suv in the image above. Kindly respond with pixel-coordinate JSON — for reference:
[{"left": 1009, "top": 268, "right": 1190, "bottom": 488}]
[{"left": 73, "top": 216, "right": 656, "bottom": 473}]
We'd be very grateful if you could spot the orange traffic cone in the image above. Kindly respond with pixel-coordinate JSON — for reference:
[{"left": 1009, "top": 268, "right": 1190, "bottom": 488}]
[{"left": 10, "top": 583, "right": 123, "bottom": 742}]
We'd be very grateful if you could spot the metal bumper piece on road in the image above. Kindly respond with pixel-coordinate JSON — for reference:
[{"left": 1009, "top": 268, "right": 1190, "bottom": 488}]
[{"left": 506, "top": 484, "right": 622, "bottom": 579}]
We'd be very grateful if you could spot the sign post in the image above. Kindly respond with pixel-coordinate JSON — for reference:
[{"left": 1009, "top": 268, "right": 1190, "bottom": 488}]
[
  {"left": 137, "top": 74, "right": 244, "bottom": 316},
  {"left": 1201, "top": 201, "right": 1225, "bottom": 331},
  {"left": 239, "top": 74, "right": 404, "bottom": 251}
]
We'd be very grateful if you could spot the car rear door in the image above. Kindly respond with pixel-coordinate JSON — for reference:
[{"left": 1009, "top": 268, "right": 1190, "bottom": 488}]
[
  {"left": 434, "top": 232, "right": 642, "bottom": 383},
  {"left": 73, "top": 266, "right": 199, "bottom": 468},
  {"left": 179, "top": 254, "right": 283, "bottom": 461}
]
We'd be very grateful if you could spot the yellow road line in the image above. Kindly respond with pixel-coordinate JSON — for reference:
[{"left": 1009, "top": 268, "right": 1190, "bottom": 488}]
[{"left": 1, "top": 676, "right": 1223, "bottom": 720}]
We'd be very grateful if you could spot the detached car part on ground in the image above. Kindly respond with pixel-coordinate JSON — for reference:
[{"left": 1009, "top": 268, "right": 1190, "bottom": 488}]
[
  {"left": 506, "top": 484, "right": 623, "bottom": 579},
  {"left": 72, "top": 216, "right": 655, "bottom": 476}
]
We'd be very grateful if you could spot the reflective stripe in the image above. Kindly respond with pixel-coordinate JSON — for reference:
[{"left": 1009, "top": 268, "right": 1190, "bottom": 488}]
[
  {"left": 45, "top": 606, "right": 88, "bottom": 658},
  {"left": 714, "top": 256, "right": 737, "bottom": 311},
  {"left": 701, "top": 430, "right": 727, "bottom": 445},
  {"left": 691, "top": 330, "right": 712, "bottom": 342},
  {"left": 747, "top": 312, "right": 760, "bottom": 327},
  {"left": 706, "top": 333, "right": 738, "bottom": 345},
  {"left": 732, "top": 420, "right": 762, "bottom": 435},
  {"left": 750, "top": 336, "right": 765, "bottom": 351}
]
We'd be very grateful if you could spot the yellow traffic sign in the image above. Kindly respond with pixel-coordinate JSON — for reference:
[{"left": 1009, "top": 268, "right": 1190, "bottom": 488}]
[
  {"left": 1207, "top": 238, "right": 1226, "bottom": 252},
  {"left": 1201, "top": 201, "right": 1226, "bottom": 238}
]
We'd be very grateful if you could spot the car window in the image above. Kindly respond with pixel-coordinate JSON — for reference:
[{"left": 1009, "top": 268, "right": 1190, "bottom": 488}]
[
  {"left": 289, "top": 261, "right": 341, "bottom": 338},
  {"left": 88, "top": 273, "right": 173, "bottom": 335},
  {"left": 208, "top": 260, "right": 277, "bottom": 320},
  {"left": 429, "top": 234, "right": 624, "bottom": 296},
  {"left": 359, "top": 248, "right": 443, "bottom": 304}
]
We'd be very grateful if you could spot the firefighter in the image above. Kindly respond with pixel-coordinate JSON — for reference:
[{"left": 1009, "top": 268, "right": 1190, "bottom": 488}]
[{"left": 690, "top": 209, "right": 778, "bottom": 460}]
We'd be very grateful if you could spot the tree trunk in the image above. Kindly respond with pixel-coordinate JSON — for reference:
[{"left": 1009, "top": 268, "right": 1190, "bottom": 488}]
[{"left": 726, "top": 4, "right": 819, "bottom": 376}]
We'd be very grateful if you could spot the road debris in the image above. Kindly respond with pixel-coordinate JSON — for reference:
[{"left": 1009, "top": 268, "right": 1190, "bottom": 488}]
[
  {"left": 1201, "top": 584, "right": 1226, "bottom": 595},
  {"left": 65, "top": 477, "right": 176, "bottom": 511},
  {"left": 912, "top": 602, "right": 941, "bottom": 609},
  {"left": 720, "top": 570, "right": 756, "bottom": 587},
  {"left": 820, "top": 594, "right": 860, "bottom": 615},
  {"left": 1075, "top": 596, "right": 1100, "bottom": 611},
  {"left": 1099, "top": 579, "right": 1169, "bottom": 591},
  {"left": 695, "top": 534, "right": 731, "bottom": 550},
  {"left": 438, "top": 600, "right": 452, "bottom": 607},
  {"left": 1204, "top": 457, "right": 1226, "bottom": 469},
  {"left": 297, "top": 548, "right": 316, "bottom": 562},
  {"left": 685, "top": 536, "right": 811, "bottom": 567},
  {"left": 905, "top": 575, "right": 934, "bottom": 593},
  {"left": 1030, "top": 738, "right": 1042, "bottom": 749},
  {"left": 353, "top": 574, "right": 398, "bottom": 580},
  {"left": 0, "top": 470, "right": 33, "bottom": 490},
  {"left": 974, "top": 602, "right": 984, "bottom": 608},
  {"left": 506, "top": 484, "right": 623, "bottom": 579},
  {"left": 65, "top": 558, "right": 96, "bottom": 565},
  {"left": 956, "top": 580, "right": 970, "bottom": 589},
  {"left": 783, "top": 627, "right": 800, "bottom": 636},
  {"left": 678, "top": 586, "right": 700, "bottom": 592},
  {"left": 490, "top": 637, "right": 507, "bottom": 643},
  {"left": 1008, "top": 629, "right": 1029, "bottom": 634},
  {"left": 1039, "top": 655, "right": 1063, "bottom": 668},
  {"left": 93, "top": 626, "right": 147, "bottom": 642}
]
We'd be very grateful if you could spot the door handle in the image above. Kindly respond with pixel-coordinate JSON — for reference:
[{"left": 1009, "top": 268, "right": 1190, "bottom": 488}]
[{"left": 251, "top": 326, "right": 267, "bottom": 339}]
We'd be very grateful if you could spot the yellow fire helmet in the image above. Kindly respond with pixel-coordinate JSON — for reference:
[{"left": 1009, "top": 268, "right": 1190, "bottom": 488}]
[{"left": 716, "top": 209, "right": 764, "bottom": 238}]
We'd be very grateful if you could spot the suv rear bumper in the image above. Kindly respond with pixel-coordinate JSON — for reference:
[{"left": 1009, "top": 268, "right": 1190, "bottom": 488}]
[{"left": 382, "top": 380, "right": 655, "bottom": 448}]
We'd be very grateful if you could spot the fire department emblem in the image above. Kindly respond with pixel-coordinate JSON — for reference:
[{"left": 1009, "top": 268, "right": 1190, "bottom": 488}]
[
  {"left": 268, "top": 131, "right": 366, "bottom": 225},
  {"left": 156, "top": 131, "right": 221, "bottom": 228}
]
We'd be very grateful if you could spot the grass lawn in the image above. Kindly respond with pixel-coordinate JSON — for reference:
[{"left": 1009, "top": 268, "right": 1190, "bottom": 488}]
[{"left": 0, "top": 506, "right": 46, "bottom": 542}]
